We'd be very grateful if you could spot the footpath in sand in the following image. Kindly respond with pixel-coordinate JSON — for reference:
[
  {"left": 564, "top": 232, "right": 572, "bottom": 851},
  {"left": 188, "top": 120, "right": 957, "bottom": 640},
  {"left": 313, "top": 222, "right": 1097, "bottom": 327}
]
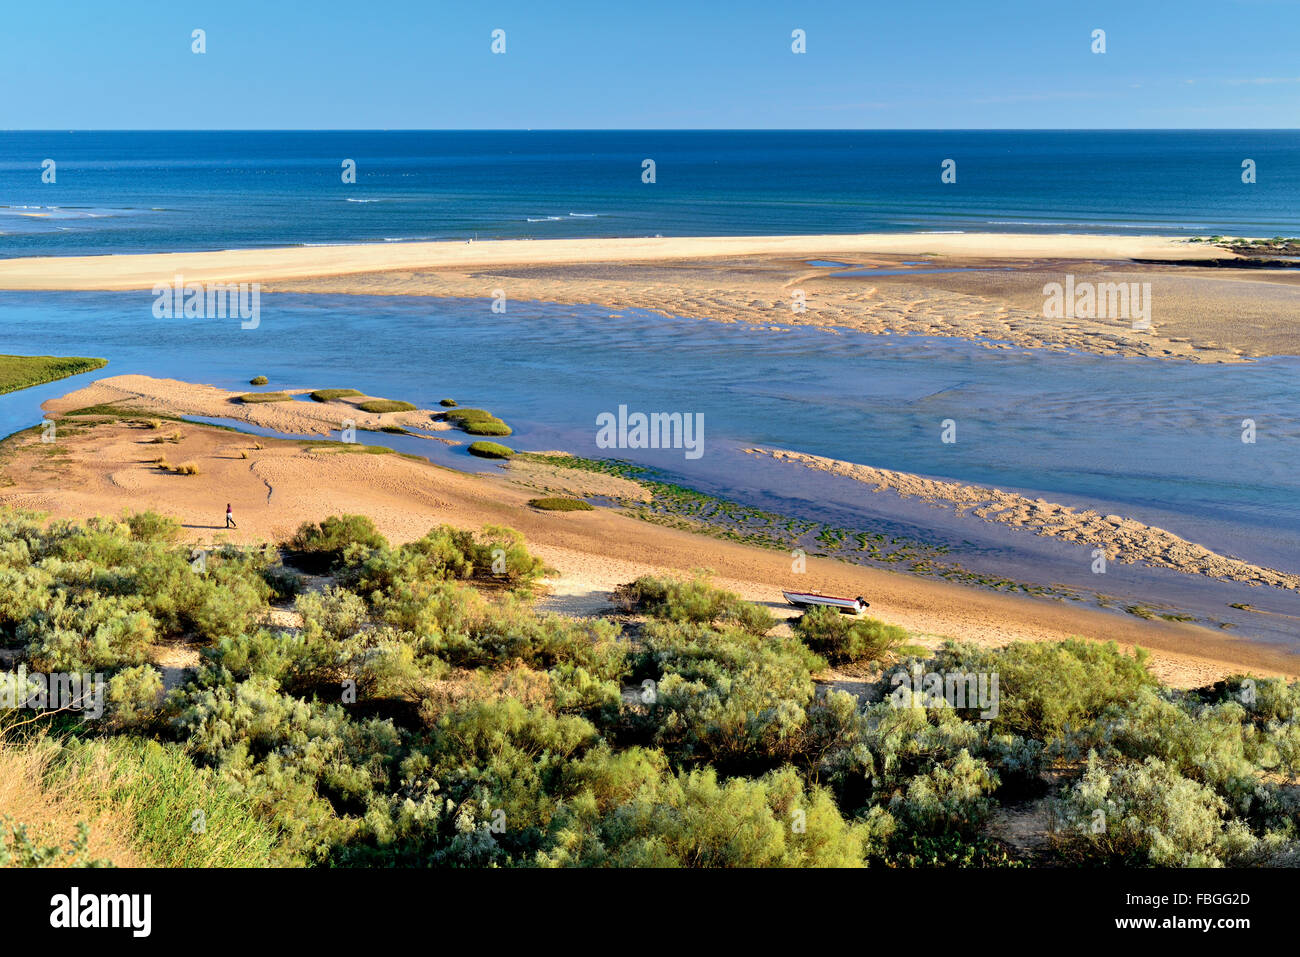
[{"left": 0, "top": 378, "right": 1293, "bottom": 689}]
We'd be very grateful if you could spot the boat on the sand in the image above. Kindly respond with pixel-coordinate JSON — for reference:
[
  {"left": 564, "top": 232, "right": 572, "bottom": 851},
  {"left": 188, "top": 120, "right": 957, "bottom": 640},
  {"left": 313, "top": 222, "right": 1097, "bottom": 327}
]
[{"left": 782, "top": 590, "right": 869, "bottom": 614}]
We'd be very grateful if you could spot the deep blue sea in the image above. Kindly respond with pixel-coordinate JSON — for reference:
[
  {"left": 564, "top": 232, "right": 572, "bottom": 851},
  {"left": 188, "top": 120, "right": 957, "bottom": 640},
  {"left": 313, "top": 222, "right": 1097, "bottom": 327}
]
[{"left": 3, "top": 130, "right": 1300, "bottom": 255}]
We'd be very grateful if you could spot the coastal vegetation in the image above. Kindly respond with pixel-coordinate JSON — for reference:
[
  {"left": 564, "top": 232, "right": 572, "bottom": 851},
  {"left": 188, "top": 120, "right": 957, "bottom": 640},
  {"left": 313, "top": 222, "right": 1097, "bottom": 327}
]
[
  {"left": 309, "top": 389, "right": 363, "bottom": 402},
  {"left": 0, "top": 355, "right": 108, "bottom": 396},
  {"left": 249, "top": 376, "right": 268, "bottom": 386},
  {"left": 0, "top": 508, "right": 1295, "bottom": 868},
  {"left": 238, "top": 392, "right": 293, "bottom": 403},
  {"left": 527, "top": 496, "right": 593, "bottom": 511},
  {"left": 442, "top": 408, "right": 513, "bottom": 437},
  {"left": 468, "top": 441, "right": 515, "bottom": 459},
  {"left": 357, "top": 399, "right": 417, "bottom": 414}
]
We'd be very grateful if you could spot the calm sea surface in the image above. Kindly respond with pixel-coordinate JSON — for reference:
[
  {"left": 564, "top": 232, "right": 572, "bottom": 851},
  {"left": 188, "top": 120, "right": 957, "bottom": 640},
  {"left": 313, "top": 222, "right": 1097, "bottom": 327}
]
[{"left": 3, "top": 130, "right": 1300, "bottom": 255}]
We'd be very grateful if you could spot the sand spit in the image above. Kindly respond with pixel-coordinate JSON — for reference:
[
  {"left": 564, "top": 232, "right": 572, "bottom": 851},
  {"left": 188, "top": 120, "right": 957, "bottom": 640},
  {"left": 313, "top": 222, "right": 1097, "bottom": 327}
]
[
  {"left": 746, "top": 447, "right": 1300, "bottom": 593},
  {"left": 43, "top": 374, "right": 452, "bottom": 438},
  {"left": 4, "top": 233, "right": 1290, "bottom": 364},
  {"left": 0, "top": 233, "right": 1210, "bottom": 291}
]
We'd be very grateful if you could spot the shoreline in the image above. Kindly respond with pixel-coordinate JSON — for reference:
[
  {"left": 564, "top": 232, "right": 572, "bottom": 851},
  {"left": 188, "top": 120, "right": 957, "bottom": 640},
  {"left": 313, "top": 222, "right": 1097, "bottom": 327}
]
[
  {"left": 0, "top": 232, "right": 1223, "bottom": 290},
  {"left": 4, "top": 233, "right": 1295, "bottom": 363},
  {"left": 0, "top": 374, "right": 1294, "bottom": 688}
]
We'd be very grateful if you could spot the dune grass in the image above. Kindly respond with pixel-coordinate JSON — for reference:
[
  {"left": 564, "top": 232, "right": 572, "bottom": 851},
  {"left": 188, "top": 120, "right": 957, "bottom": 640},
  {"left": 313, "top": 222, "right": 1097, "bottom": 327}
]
[
  {"left": 0, "top": 355, "right": 107, "bottom": 396},
  {"left": 527, "top": 496, "right": 594, "bottom": 511},
  {"left": 357, "top": 398, "right": 417, "bottom": 414},
  {"left": 1, "top": 729, "right": 281, "bottom": 867},
  {"left": 237, "top": 392, "right": 294, "bottom": 403},
  {"left": 468, "top": 441, "right": 515, "bottom": 459},
  {"left": 309, "top": 389, "right": 363, "bottom": 402}
]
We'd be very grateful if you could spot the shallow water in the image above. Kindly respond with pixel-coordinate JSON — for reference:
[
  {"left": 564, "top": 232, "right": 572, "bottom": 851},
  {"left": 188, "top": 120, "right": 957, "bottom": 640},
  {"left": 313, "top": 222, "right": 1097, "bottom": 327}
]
[{"left": 0, "top": 290, "right": 1296, "bottom": 646}]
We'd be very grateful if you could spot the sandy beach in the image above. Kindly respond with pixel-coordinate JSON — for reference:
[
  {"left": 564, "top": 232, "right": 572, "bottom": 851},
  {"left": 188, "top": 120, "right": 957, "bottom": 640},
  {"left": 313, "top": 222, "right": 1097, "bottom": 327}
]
[
  {"left": 0, "top": 233, "right": 1215, "bottom": 289},
  {"left": 4, "top": 233, "right": 1297, "bottom": 363},
  {"left": 0, "top": 374, "right": 1293, "bottom": 690}
]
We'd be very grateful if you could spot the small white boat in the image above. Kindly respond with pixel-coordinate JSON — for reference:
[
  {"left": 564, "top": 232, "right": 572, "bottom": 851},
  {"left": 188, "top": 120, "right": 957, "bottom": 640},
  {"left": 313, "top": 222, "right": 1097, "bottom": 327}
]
[{"left": 782, "top": 590, "right": 869, "bottom": 614}]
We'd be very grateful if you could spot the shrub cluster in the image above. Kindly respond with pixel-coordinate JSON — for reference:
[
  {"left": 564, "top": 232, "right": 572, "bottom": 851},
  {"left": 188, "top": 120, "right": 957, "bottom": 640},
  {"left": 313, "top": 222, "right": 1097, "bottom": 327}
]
[{"left": 1, "top": 511, "right": 1295, "bottom": 869}]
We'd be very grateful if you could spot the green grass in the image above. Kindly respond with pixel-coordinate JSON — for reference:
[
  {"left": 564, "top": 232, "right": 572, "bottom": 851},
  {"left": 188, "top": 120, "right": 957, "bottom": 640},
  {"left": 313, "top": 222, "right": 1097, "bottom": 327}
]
[
  {"left": 309, "top": 389, "right": 363, "bottom": 402},
  {"left": 468, "top": 441, "right": 515, "bottom": 459},
  {"left": 444, "top": 407, "right": 513, "bottom": 436},
  {"left": 0, "top": 355, "right": 107, "bottom": 395},
  {"left": 249, "top": 375, "right": 268, "bottom": 386},
  {"left": 298, "top": 439, "right": 395, "bottom": 455},
  {"left": 443, "top": 408, "right": 494, "bottom": 423},
  {"left": 527, "top": 496, "right": 594, "bottom": 511},
  {"left": 48, "top": 736, "right": 282, "bottom": 867},
  {"left": 357, "top": 399, "right": 416, "bottom": 414},
  {"left": 238, "top": 392, "right": 294, "bottom": 403},
  {"left": 464, "top": 420, "right": 512, "bottom": 436},
  {"left": 439, "top": 398, "right": 458, "bottom": 407}
]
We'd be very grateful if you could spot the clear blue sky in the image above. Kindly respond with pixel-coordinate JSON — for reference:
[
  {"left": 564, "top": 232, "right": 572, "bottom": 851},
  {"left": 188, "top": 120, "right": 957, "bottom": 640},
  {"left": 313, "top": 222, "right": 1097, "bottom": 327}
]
[{"left": 3, "top": 0, "right": 1298, "bottom": 129}]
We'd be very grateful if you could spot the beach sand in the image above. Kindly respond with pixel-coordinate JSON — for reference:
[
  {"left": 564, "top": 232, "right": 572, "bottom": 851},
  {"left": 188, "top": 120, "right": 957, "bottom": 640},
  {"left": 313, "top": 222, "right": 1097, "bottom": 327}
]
[
  {"left": 3, "top": 233, "right": 1295, "bottom": 362},
  {"left": 745, "top": 446, "right": 1300, "bottom": 592},
  {"left": 50, "top": 373, "right": 453, "bottom": 437},
  {"left": 0, "top": 376, "right": 1293, "bottom": 690}
]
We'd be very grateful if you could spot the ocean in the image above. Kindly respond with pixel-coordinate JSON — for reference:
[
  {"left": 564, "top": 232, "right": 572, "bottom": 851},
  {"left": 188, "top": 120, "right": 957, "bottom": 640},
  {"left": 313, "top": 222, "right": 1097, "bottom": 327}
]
[{"left": 3, "top": 130, "right": 1300, "bottom": 255}]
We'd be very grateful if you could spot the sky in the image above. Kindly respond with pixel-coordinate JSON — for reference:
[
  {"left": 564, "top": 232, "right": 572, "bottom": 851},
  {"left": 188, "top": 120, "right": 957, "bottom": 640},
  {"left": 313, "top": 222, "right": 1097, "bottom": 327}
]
[{"left": 2, "top": 0, "right": 1299, "bottom": 129}]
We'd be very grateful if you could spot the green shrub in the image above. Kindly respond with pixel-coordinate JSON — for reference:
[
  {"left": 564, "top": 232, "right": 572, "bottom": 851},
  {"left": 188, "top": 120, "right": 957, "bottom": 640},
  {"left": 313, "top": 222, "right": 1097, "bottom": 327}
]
[
  {"left": 357, "top": 399, "right": 416, "bottom": 414},
  {"left": 922, "top": 639, "right": 1158, "bottom": 740},
  {"left": 261, "top": 564, "right": 304, "bottom": 601},
  {"left": 249, "top": 375, "right": 268, "bottom": 386},
  {"left": 795, "top": 605, "right": 907, "bottom": 664},
  {"left": 107, "top": 664, "right": 165, "bottom": 726},
  {"left": 286, "top": 514, "right": 389, "bottom": 573},
  {"left": 528, "top": 497, "right": 592, "bottom": 511},
  {"left": 540, "top": 764, "right": 876, "bottom": 867},
  {"left": 439, "top": 398, "right": 457, "bottom": 407},
  {"left": 468, "top": 441, "right": 514, "bottom": 459},
  {"left": 125, "top": 511, "right": 180, "bottom": 542},
  {"left": 1048, "top": 754, "right": 1253, "bottom": 867},
  {"left": 614, "top": 573, "right": 774, "bottom": 633}
]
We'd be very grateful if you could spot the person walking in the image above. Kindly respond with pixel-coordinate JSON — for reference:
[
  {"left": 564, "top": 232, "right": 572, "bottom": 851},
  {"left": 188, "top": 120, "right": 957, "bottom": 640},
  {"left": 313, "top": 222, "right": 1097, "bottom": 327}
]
[{"left": 225, "top": 503, "right": 237, "bottom": 529}]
